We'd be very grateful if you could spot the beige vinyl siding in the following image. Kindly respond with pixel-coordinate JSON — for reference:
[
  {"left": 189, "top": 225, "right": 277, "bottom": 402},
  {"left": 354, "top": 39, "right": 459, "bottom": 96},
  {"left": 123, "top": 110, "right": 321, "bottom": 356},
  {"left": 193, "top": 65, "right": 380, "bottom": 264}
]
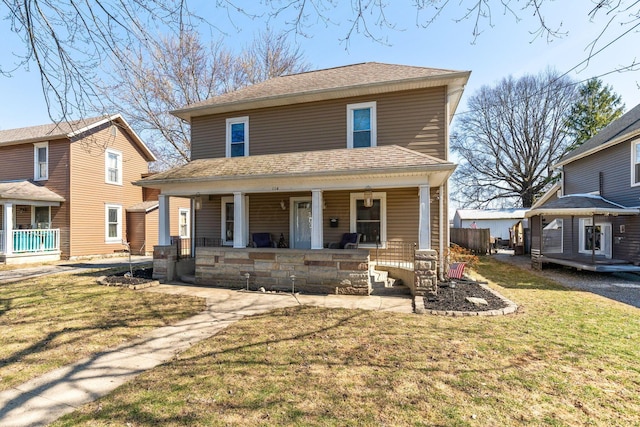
[
  {"left": 145, "top": 210, "right": 159, "bottom": 255},
  {"left": 69, "top": 124, "right": 149, "bottom": 257},
  {"left": 190, "top": 87, "right": 447, "bottom": 160},
  {"left": 195, "top": 196, "right": 221, "bottom": 243},
  {"left": 0, "top": 144, "right": 33, "bottom": 181}
]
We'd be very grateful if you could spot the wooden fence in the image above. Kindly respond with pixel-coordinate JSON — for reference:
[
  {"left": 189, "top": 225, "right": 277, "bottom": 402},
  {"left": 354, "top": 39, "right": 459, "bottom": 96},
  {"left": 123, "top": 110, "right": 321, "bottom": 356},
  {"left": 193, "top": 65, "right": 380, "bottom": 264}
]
[{"left": 450, "top": 228, "right": 491, "bottom": 254}]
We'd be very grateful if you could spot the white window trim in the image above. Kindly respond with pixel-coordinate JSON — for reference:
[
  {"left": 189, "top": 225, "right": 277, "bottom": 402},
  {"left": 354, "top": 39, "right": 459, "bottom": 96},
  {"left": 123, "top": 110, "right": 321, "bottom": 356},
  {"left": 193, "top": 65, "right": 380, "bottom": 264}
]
[
  {"left": 33, "top": 142, "right": 49, "bottom": 181},
  {"left": 542, "top": 218, "right": 563, "bottom": 254},
  {"left": 31, "top": 206, "right": 51, "bottom": 229},
  {"left": 178, "top": 208, "right": 190, "bottom": 238},
  {"left": 226, "top": 116, "right": 249, "bottom": 157},
  {"left": 105, "top": 204, "right": 123, "bottom": 243},
  {"left": 347, "top": 101, "right": 377, "bottom": 149},
  {"left": 105, "top": 148, "right": 123, "bottom": 185},
  {"left": 220, "top": 196, "right": 249, "bottom": 246},
  {"left": 578, "top": 218, "right": 612, "bottom": 257},
  {"left": 631, "top": 140, "right": 640, "bottom": 187},
  {"left": 349, "top": 191, "right": 386, "bottom": 248}
]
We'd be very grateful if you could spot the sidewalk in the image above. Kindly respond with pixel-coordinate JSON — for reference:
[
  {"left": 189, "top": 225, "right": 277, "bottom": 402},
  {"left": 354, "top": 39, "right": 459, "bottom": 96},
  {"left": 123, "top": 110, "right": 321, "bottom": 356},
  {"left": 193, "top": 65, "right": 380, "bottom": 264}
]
[{"left": 0, "top": 284, "right": 413, "bottom": 427}]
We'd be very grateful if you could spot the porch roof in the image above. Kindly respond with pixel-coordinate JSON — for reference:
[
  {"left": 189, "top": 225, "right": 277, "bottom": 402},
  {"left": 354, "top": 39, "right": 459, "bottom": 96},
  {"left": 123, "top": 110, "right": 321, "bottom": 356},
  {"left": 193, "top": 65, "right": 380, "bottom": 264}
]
[
  {"left": 0, "top": 180, "right": 65, "bottom": 204},
  {"left": 526, "top": 193, "right": 639, "bottom": 217},
  {"left": 134, "top": 145, "right": 456, "bottom": 195}
]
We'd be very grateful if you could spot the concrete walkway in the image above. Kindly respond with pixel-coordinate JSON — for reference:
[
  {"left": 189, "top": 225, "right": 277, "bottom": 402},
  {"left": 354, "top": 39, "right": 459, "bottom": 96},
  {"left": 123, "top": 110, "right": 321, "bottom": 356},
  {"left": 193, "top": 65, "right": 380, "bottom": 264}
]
[{"left": 0, "top": 283, "right": 413, "bottom": 427}]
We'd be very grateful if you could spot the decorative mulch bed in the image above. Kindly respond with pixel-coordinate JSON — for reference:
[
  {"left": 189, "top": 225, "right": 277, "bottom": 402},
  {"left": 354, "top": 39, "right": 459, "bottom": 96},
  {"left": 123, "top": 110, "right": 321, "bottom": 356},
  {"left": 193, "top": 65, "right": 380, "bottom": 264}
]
[
  {"left": 421, "top": 280, "right": 517, "bottom": 316},
  {"left": 97, "top": 268, "right": 158, "bottom": 290}
]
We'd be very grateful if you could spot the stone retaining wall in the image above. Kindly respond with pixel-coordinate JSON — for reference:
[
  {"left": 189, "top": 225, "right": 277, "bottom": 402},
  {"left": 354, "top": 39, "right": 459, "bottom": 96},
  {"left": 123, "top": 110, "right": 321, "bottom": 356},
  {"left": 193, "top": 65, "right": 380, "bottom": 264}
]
[
  {"left": 153, "top": 245, "right": 177, "bottom": 281},
  {"left": 195, "top": 247, "right": 371, "bottom": 295}
]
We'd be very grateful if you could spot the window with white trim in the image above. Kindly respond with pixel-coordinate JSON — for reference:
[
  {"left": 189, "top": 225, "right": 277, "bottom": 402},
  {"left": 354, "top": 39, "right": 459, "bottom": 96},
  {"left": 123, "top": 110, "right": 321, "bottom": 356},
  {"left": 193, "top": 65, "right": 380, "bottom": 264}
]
[
  {"left": 542, "top": 218, "right": 563, "bottom": 253},
  {"left": 179, "top": 208, "right": 190, "bottom": 238},
  {"left": 579, "top": 217, "right": 602, "bottom": 254},
  {"left": 220, "top": 196, "right": 249, "bottom": 246},
  {"left": 347, "top": 102, "right": 377, "bottom": 148},
  {"left": 632, "top": 140, "right": 640, "bottom": 185},
  {"left": 105, "top": 149, "right": 123, "bottom": 185},
  {"left": 350, "top": 192, "right": 386, "bottom": 247},
  {"left": 105, "top": 204, "right": 122, "bottom": 243},
  {"left": 34, "top": 142, "right": 48, "bottom": 181},
  {"left": 226, "top": 117, "right": 249, "bottom": 157},
  {"left": 33, "top": 206, "right": 51, "bottom": 229}
]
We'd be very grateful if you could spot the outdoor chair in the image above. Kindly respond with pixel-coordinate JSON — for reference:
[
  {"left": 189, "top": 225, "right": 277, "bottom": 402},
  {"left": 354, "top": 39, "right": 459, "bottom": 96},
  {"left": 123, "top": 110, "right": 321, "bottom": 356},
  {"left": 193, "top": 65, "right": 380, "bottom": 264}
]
[
  {"left": 328, "top": 232, "right": 361, "bottom": 249},
  {"left": 250, "top": 233, "right": 276, "bottom": 248}
]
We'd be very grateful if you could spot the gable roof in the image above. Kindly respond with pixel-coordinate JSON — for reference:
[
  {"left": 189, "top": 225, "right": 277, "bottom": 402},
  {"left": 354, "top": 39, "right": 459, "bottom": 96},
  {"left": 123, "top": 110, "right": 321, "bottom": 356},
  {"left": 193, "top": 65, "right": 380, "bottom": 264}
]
[
  {"left": 172, "top": 62, "right": 471, "bottom": 121},
  {"left": 526, "top": 193, "right": 639, "bottom": 217},
  {"left": 0, "top": 180, "right": 65, "bottom": 204},
  {"left": 0, "top": 114, "right": 156, "bottom": 162},
  {"left": 556, "top": 103, "right": 640, "bottom": 167}
]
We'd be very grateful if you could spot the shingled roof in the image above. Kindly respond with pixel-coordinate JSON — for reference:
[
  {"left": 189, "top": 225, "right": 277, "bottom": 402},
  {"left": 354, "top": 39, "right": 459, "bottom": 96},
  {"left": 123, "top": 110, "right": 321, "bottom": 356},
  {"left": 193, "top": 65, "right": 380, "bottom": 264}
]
[
  {"left": 0, "top": 180, "right": 65, "bottom": 203},
  {"left": 172, "top": 62, "right": 470, "bottom": 120},
  {"left": 557, "top": 103, "right": 640, "bottom": 166},
  {"left": 137, "top": 145, "right": 454, "bottom": 184},
  {"left": 0, "top": 114, "right": 156, "bottom": 161},
  {"left": 526, "top": 193, "right": 639, "bottom": 216}
]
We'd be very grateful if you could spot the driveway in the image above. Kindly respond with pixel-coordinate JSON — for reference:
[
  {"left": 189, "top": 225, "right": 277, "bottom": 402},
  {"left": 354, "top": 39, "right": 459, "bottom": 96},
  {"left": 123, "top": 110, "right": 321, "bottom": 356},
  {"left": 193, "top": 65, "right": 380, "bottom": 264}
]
[{"left": 494, "top": 252, "right": 640, "bottom": 309}]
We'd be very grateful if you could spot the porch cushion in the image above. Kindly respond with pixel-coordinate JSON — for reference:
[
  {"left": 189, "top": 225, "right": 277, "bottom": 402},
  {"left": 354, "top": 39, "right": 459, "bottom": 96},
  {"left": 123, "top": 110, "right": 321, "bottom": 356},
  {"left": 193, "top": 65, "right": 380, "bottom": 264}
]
[
  {"left": 340, "top": 233, "right": 359, "bottom": 249},
  {"left": 252, "top": 233, "right": 273, "bottom": 248}
]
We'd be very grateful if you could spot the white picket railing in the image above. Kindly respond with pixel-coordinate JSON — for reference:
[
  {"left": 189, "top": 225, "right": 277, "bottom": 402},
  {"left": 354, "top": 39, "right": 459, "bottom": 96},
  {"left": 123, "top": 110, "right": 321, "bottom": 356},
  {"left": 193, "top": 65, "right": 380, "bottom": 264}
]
[{"left": 0, "top": 229, "right": 60, "bottom": 254}]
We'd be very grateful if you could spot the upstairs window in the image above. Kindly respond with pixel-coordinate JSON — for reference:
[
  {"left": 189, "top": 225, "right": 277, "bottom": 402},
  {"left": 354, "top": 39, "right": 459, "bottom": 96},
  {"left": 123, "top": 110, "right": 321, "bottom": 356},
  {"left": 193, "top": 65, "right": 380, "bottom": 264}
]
[
  {"left": 105, "top": 149, "right": 122, "bottom": 185},
  {"left": 226, "top": 117, "right": 249, "bottom": 157},
  {"left": 633, "top": 140, "right": 640, "bottom": 185},
  {"left": 34, "top": 142, "right": 48, "bottom": 181},
  {"left": 347, "top": 102, "right": 377, "bottom": 148}
]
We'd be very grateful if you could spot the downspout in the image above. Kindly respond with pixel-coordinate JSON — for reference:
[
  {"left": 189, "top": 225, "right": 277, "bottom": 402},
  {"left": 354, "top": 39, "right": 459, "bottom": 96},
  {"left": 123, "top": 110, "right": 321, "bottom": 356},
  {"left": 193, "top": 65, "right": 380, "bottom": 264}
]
[{"left": 439, "top": 184, "right": 445, "bottom": 281}]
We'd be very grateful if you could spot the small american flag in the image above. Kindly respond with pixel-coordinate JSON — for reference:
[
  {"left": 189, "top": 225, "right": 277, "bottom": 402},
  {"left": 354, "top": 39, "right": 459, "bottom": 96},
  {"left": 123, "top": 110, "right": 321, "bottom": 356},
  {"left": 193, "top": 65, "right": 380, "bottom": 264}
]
[{"left": 448, "top": 262, "right": 466, "bottom": 280}]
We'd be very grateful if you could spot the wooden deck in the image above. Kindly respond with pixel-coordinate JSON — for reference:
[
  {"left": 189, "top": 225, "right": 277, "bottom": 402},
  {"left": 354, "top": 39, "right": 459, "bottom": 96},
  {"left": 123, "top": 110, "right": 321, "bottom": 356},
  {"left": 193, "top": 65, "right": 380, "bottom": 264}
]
[{"left": 538, "top": 253, "right": 640, "bottom": 272}]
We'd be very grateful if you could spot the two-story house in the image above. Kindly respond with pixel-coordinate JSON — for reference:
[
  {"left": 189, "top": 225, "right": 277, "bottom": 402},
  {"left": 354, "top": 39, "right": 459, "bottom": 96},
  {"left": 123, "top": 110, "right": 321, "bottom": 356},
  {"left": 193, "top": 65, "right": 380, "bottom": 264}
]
[
  {"left": 138, "top": 62, "right": 470, "bottom": 295},
  {"left": 527, "top": 103, "right": 640, "bottom": 272},
  {"left": 0, "top": 114, "right": 188, "bottom": 264}
]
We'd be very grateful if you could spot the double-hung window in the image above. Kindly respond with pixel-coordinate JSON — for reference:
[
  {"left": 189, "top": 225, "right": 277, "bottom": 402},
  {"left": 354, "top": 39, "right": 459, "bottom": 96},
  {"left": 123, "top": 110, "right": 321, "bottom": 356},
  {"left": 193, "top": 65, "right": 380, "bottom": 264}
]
[
  {"left": 105, "top": 204, "right": 122, "bottom": 243},
  {"left": 632, "top": 140, "right": 640, "bottom": 185},
  {"left": 347, "top": 102, "right": 377, "bottom": 148},
  {"left": 33, "top": 206, "right": 51, "bottom": 229},
  {"left": 350, "top": 192, "right": 386, "bottom": 247},
  {"left": 34, "top": 142, "right": 48, "bottom": 181},
  {"left": 226, "top": 117, "right": 249, "bottom": 157},
  {"left": 105, "top": 149, "right": 123, "bottom": 185}
]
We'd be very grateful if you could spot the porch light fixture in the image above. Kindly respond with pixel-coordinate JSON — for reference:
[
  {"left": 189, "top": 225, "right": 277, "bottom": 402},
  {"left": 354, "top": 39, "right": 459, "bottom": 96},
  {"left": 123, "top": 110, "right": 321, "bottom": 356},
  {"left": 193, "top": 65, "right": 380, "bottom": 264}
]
[
  {"left": 194, "top": 194, "right": 202, "bottom": 210},
  {"left": 280, "top": 200, "right": 286, "bottom": 210},
  {"left": 363, "top": 187, "right": 374, "bottom": 208}
]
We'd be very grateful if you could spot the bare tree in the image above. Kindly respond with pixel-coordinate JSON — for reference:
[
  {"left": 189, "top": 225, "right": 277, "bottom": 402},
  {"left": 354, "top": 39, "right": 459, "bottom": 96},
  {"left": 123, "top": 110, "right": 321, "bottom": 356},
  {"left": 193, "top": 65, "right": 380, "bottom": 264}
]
[
  {"left": 100, "top": 29, "right": 309, "bottom": 169},
  {"left": 451, "top": 69, "right": 578, "bottom": 208}
]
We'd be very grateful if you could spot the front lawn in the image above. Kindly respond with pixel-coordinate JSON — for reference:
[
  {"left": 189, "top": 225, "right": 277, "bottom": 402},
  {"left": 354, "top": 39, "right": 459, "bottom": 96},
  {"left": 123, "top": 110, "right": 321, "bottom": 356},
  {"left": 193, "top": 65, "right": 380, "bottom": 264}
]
[
  {"left": 54, "top": 258, "right": 640, "bottom": 426},
  {"left": 0, "top": 271, "right": 205, "bottom": 390}
]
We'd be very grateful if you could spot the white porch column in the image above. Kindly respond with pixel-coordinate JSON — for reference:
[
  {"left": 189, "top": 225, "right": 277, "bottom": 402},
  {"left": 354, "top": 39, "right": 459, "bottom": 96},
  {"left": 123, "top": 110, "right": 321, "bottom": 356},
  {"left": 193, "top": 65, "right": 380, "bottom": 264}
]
[
  {"left": 158, "top": 195, "right": 171, "bottom": 246},
  {"left": 311, "top": 189, "right": 324, "bottom": 250},
  {"left": 2, "top": 203, "right": 13, "bottom": 255},
  {"left": 418, "top": 184, "right": 431, "bottom": 250},
  {"left": 233, "top": 192, "right": 247, "bottom": 248}
]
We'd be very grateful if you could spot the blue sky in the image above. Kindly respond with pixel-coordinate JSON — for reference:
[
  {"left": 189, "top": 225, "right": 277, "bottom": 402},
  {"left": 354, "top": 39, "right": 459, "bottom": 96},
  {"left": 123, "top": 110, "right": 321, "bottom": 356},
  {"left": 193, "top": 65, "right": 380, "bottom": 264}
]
[{"left": 0, "top": 1, "right": 638, "bottom": 130}]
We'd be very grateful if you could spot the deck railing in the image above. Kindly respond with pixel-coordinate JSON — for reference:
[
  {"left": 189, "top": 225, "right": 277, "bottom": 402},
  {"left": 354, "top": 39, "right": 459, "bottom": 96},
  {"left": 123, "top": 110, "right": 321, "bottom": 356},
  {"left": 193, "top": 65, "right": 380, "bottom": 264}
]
[
  {"left": 371, "top": 241, "right": 416, "bottom": 270},
  {"left": 5, "top": 229, "right": 60, "bottom": 254}
]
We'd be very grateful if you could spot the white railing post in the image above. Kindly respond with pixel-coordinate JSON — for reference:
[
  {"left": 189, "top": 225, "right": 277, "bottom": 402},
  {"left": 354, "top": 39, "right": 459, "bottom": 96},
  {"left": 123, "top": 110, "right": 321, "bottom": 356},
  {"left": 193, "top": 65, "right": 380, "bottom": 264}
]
[{"left": 2, "top": 203, "right": 13, "bottom": 255}]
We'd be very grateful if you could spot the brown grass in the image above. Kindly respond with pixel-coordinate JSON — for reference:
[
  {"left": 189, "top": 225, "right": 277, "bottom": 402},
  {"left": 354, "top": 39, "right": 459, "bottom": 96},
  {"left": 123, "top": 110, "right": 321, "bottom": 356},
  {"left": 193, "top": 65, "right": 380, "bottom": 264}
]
[
  {"left": 0, "top": 271, "right": 205, "bottom": 390},
  {"left": 53, "top": 257, "right": 640, "bottom": 426}
]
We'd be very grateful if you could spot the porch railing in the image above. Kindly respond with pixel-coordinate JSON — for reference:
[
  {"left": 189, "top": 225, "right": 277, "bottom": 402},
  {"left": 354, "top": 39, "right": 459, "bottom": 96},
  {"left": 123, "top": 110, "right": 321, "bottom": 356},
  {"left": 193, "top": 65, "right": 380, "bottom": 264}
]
[
  {"left": 10, "top": 229, "right": 60, "bottom": 253},
  {"left": 0, "top": 230, "right": 4, "bottom": 253},
  {"left": 172, "top": 236, "right": 224, "bottom": 260},
  {"left": 372, "top": 241, "right": 416, "bottom": 270}
]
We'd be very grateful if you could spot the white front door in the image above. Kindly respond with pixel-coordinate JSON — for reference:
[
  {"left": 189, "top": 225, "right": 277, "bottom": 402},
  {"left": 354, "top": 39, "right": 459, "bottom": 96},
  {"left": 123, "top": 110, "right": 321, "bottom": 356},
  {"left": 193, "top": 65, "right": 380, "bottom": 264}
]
[
  {"left": 579, "top": 219, "right": 612, "bottom": 259},
  {"left": 291, "top": 198, "right": 312, "bottom": 249}
]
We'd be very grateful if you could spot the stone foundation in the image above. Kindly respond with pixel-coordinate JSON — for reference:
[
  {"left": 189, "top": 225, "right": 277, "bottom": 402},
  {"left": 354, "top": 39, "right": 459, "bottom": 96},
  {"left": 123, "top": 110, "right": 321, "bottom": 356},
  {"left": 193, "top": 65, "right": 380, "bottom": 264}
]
[
  {"left": 195, "top": 247, "right": 371, "bottom": 295},
  {"left": 153, "top": 245, "right": 178, "bottom": 281},
  {"left": 414, "top": 249, "right": 438, "bottom": 296}
]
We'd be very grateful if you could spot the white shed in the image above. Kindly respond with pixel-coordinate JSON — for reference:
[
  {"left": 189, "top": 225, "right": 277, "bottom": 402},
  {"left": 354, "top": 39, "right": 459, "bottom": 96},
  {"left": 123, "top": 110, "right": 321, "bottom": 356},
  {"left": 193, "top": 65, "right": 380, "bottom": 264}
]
[{"left": 452, "top": 208, "right": 529, "bottom": 241}]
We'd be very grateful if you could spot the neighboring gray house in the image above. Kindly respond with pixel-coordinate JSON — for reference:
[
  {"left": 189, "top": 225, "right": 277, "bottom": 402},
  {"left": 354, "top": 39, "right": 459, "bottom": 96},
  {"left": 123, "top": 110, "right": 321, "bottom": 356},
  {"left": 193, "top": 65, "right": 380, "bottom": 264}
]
[
  {"left": 452, "top": 208, "right": 528, "bottom": 242},
  {"left": 526, "top": 103, "right": 640, "bottom": 271}
]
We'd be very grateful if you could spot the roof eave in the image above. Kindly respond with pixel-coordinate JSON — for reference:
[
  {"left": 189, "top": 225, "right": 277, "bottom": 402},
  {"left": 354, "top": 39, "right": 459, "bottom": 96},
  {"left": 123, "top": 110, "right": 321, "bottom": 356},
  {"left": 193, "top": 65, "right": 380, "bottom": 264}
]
[
  {"left": 526, "top": 207, "right": 639, "bottom": 217},
  {"left": 555, "top": 128, "right": 640, "bottom": 168},
  {"left": 171, "top": 71, "right": 471, "bottom": 122}
]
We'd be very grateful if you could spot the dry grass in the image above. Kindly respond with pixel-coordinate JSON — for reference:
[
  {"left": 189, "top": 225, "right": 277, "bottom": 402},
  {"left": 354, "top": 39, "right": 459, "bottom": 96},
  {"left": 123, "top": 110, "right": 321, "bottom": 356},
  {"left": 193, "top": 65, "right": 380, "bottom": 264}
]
[
  {"left": 53, "top": 257, "right": 640, "bottom": 426},
  {"left": 0, "top": 271, "right": 205, "bottom": 390}
]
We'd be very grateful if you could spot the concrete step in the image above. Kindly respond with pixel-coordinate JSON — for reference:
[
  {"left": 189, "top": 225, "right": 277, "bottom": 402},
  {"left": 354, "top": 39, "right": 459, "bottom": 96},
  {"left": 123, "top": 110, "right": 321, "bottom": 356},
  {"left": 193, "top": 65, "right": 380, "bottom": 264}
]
[{"left": 179, "top": 275, "right": 196, "bottom": 284}]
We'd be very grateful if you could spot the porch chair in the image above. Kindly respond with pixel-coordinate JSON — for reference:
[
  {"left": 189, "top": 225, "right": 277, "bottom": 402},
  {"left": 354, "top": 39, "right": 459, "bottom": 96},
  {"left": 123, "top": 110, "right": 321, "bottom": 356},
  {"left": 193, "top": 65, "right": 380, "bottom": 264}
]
[
  {"left": 328, "top": 233, "right": 361, "bottom": 249},
  {"left": 251, "top": 233, "right": 276, "bottom": 248}
]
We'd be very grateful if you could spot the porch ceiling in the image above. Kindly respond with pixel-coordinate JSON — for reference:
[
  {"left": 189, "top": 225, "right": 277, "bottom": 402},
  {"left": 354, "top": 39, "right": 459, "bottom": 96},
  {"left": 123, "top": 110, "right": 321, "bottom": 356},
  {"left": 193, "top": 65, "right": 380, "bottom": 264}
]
[
  {"left": 135, "top": 145, "right": 456, "bottom": 195},
  {"left": 0, "top": 180, "right": 64, "bottom": 205}
]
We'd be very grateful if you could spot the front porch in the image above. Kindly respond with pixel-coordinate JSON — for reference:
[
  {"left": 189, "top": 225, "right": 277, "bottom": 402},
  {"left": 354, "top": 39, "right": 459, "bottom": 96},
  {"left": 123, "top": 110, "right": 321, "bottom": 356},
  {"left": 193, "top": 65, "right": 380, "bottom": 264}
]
[
  {"left": 0, "top": 228, "right": 61, "bottom": 264},
  {"left": 533, "top": 252, "right": 640, "bottom": 272}
]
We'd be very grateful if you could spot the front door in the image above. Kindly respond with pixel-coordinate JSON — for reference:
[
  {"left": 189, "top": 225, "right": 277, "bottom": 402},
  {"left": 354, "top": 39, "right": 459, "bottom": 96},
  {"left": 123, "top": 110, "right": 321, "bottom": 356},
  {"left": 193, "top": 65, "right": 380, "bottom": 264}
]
[{"left": 291, "top": 198, "right": 312, "bottom": 249}]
